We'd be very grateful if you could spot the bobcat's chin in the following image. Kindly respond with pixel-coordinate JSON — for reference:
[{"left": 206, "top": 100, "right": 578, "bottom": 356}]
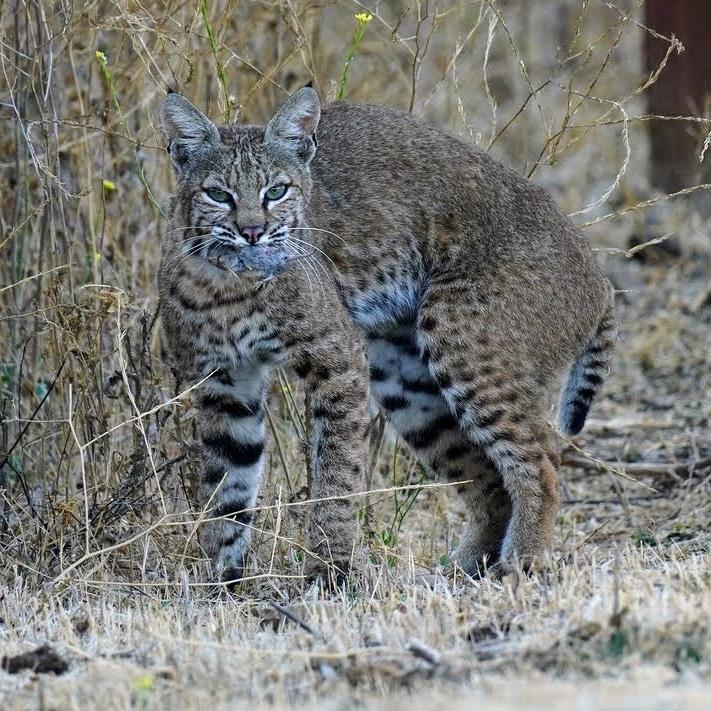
[{"left": 205, "top": 241, "right": 295, "bottom": 278}]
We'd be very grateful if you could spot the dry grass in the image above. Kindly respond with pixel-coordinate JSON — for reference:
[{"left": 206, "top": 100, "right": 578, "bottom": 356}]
[{"left": 1, "top": 0, "right": 710, "bottom": 708}]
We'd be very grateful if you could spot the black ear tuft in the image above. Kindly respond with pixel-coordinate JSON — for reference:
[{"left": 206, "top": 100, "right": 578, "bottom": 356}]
[{"left": 302, "top": 80, "right": 314, "bottom": 89}]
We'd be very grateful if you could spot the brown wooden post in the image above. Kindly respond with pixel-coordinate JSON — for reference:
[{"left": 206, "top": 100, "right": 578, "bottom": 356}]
[{"left": 645, "top": 1, "right": 711, "bottom": 192}]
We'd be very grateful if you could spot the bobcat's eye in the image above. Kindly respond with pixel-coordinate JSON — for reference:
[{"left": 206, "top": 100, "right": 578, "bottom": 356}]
[
  {"left": 265, "top": 184, "right": 288, "bottom": 201},
  {"left": 204, "top": 188, "right": 232, "bottom": 203}
]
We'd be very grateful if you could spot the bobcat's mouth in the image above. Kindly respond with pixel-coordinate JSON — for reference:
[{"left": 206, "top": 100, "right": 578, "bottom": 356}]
[{"left": 206, "top": 241, "right": 294, "bottom": 278}]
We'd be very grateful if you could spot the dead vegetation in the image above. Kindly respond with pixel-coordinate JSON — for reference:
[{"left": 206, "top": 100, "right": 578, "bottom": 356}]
[{"left": 0, "top": 0, "right": 709, "bottom": 708}]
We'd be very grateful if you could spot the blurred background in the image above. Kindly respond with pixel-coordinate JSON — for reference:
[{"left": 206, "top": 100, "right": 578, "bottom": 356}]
[{"left": 1, "top": 1, "right": 709, "bottom": 588}]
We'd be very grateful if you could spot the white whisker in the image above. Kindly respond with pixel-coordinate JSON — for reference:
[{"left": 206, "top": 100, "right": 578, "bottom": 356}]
[
  {"left": 166, "top": 237, "right": 223, "bottom": 275},
  {"left": 289, "top": 225, "right": 348, "bottom": 247},
  {"left": 163, "top": 240, "right": 206, "bottom": 270},
  {"left": 301, "top": 255, "right": 327, "bottom": 303},
  {"left": 284, "top": 236, "right": 341, "bottom": 275}
]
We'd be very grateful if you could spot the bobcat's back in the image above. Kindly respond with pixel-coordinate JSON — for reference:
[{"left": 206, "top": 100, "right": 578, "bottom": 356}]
[{"left": 307, "top": 101, "right": 613, "bottom": 386}]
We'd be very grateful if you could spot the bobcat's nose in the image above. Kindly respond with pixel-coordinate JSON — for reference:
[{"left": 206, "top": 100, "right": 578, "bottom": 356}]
[{"left": 240, "top": 225, "right": 266, "bottom": 245}]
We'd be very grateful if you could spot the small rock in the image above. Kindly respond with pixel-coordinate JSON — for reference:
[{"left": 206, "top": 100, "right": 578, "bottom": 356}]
[
  {"left": 73, "top": 611, "right": 91, "bottom": 636},
  {"left": 1, "top": 644, "right": 69, "bottom": 675}
]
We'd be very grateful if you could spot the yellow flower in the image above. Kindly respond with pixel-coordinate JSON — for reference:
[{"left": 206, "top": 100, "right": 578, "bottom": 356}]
[
  {"left": 102, "top": 179, "right": 116, "bottom": 192},
  {"left": 134, "top": 674, "right": 154, "bottom": 691},
  {"left": 95, "top": 50, "right": 107, "bottom": 66},
  {"left": 354, "top": 12, "right": 373, "bottom": 24}
]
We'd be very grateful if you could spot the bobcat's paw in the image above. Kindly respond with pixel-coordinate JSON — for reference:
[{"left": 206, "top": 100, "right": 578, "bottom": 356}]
[
  {"left": 451, "top": 542, "right": 501, "bottom": 580},
  {"left": 217, "top": 557, "right": 246, "bottom": 591},
  {"left": 498, "top": 534, "right": 550, "bottom": 577},
  {"left": 305, "top": 559, "right": 358, "bottom": 591}
]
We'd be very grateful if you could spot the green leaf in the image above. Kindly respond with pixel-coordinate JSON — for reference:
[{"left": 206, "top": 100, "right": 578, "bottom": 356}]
[
  {"left": 678, "top": 643, "right": 702, "bottom": 665},
  {"left": 605, "top": 629, "right": 628, "bottom": 658},
  {"left": 631, "top": 530, "right": 657, "bottom": 547},
  {"left": 1, "top": 363, "right": 15, "bottom": 395},
  {"left": 665, "top": 530, "right": 696, "bottom": 544},
  {"left": 7, "top": 454, "right": 22, "bottom": 475},
  {"left": 380, "top": 530, "right": 395, "bottom": 548}
]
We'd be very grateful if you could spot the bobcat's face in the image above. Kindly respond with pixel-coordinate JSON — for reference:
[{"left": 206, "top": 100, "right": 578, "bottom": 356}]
[
  {"left": 161, "top": 89, "right": 320, "bottom": 276},
  {"left": 182, "top": 135, "right": 313, "bottom": 274}
]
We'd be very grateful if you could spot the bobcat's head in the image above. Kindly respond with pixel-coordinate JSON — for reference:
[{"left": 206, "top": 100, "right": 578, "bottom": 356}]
[{"left": 160, "top": 88, "right": 320, "bottom": 275}]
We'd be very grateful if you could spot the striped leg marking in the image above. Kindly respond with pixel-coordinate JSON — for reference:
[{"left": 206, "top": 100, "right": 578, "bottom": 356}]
[
  {"left": 197, "top": 365, "right": 268, "bottom": 583},
  {"left": 367, "top": 325, "right": 511, "bottom": 570}
]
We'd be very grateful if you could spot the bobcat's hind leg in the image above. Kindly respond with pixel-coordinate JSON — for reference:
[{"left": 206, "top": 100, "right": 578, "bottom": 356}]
[
  {"left": 416, "top": 285, "right": 561, "bottom": 572},
  {"left": 452, "top": 471, "right": 511, "bottom": 575},
  {"left": 367, "top": 325, "right": 512, "bottom": 574}
]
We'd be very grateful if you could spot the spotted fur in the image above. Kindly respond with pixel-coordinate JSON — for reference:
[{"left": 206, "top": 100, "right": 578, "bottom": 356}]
[{"left": 159, "top": 88, "right": 615, "bottom": 577}]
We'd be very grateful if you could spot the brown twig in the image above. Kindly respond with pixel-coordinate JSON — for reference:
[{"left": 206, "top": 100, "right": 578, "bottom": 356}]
[{"left": 561, "top": 453, "right": 711, "bottom": 478}]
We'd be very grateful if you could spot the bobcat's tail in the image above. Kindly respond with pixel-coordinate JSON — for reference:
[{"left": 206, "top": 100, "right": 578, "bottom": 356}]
[{"left": 558, "top": 294, "right": 616, "bottom": 436}]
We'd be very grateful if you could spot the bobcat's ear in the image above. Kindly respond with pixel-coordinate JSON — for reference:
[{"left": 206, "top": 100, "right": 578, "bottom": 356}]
[
  {"left": 264, "top": 87, "right": 320, "bottom": 164},
  {"left": 160, "top": 93, "right": 220, "bottom": 176}
]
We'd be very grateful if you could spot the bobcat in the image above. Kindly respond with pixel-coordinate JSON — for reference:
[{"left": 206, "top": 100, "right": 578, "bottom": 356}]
[{"left": 158, "top": 87, "right": 615, "bottom": 583}]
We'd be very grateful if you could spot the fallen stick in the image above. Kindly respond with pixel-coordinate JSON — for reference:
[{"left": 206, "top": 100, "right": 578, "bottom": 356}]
[
  {"left": 561, "top": 453, "right": 711, "bottom": 478},
  {"left": 268, "top": 602, "right": 323, "bottom": 640},
  {"left": 407, "top": 639, "right": 441, "bottom": 666},
  {"left": 583, "top": 416, "right": 677, "bottom": 434}
]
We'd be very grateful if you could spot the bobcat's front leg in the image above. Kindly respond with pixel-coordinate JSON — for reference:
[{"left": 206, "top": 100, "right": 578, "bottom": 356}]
[
  {"left": 196, "top": 365, "right": 269, "bottom": 584},
  {"left": 293, "top": 341, "right": 370, "bottom": 582}
]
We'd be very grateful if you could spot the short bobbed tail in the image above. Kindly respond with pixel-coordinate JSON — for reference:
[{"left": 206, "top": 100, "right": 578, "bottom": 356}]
[{"left": 558, "top": 295, "right": 616, "bottom": 436}]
